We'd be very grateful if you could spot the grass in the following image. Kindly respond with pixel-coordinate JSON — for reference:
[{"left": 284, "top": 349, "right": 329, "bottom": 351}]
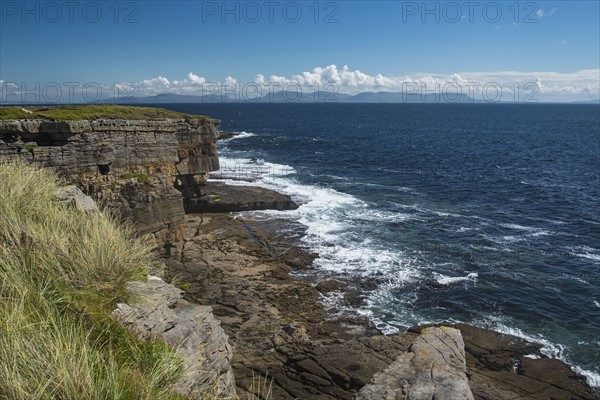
[
  {"left": 24, "top": 144, "right": 39, "bottom": 153},
  {"left": 0, "top": 161, "right": 273, "bottom": 400},
  {"left": 120, "top": 172, "right": 150, "bottom": 184},
  {"left": 0, "top": 105, "right": 210, "bottom": 121},
  {"left": 0, "top": 161, "right": 185, "bottom": 399}
]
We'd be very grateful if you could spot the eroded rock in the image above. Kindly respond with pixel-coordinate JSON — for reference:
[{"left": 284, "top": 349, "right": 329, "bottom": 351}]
[
  {"left": 355, "top": 326, "right": 474, "bottom": 400},
  {"left": 184, "top": 181, "right": 299, "bottom": 213},
  {"left": 0, "top": 118, "right": 221, "bottom": 240},
  {"left": 454, "top": 323, "right": 598, "bottom": 400},
  {"left": 113, "top": 277, "right": 236, "bottom": 399},
  {"left": 55, "top": 185, "right": 98, "bottom": 212}
]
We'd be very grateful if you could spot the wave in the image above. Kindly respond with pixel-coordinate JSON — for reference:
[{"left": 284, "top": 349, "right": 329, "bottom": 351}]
[
  {"left": 566, "top": 245, "right": 600, "bottom": 262},
  {"left": 221, "top": 131, "right": 256, "bottom": 141},
  {"left": 215, "top": 142, "right": 600, "bottom": 388},
  {"left": 433, "top": 272, "right": 478, "bottom": 285},
  {"left": 487, "top": 318, "right": 600, "bottom": 388},
  {"left": 215, "top": 153, "right": 423, "bottom": 281},
  {"left": 499, "top": 223, "right": 546, "bottom": 232},
  {"left": 212, "top": 156, "right": 296, "bottom": 183}
]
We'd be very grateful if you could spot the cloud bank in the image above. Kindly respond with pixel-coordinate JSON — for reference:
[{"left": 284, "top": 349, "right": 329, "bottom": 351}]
[
  {"left": 2, "top": 65, "right": 599, "bottom": 103},
  {"left": 116, "top": 65, "right": 599, "bottom": 102}
]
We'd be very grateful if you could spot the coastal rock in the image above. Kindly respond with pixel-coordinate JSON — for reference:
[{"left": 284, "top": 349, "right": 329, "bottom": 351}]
[
  {"left": 316, "top": 279, "right": 347, "bottom": 293},
  {"left": 0, "top": 118, "right": 220, "bottom": 239},
  {"left": 113, "top": 183, "right": 186, "bottom": 235},
  {"left": 166, "top": 214, "right": 410, "bottom": 400},
  {"left": 113, "top": 277, "right": 236, "bottom": 399},
  {"left": 355, "top": 326, "right": 474, "bottom": 400},
  {"left": 55, "top": 185, "right": 98, "bottom": 212},
  {"left": 453, "top": 323, "right": 598, "bottom": 400},
  {"left": 166, "top": 214, "right": 598, "bottom": 400},
  {"left": 184, "top": 181, "right": 299, "bottom": 213}
]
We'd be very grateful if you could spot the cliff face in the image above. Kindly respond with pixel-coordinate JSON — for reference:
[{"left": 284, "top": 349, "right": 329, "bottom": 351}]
[{"left": 0, "top": 118, "right": 220, "bottom": 240}]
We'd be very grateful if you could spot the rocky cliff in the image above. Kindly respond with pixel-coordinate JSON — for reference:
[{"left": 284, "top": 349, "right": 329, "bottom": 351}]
[
  {"left": 0, "top": 117, "right": 220, "bottom": 242},
  {"left": 3, "top": 110, "right": 596, "bottom": 400}
]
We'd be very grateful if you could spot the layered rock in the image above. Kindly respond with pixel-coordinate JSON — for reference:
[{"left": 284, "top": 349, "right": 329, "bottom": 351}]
[
  {"left": 185, "top": 181, "right": 298, "bottom": 213},
  {"left": 453, "top": 323, "right": 597, "bottom": 400},
  {"left": 113, "top": 277, "right": 236, "bottom": 398},
  {"left": 165, "top": 213, "right": 598, "bottom": 400},
  {"left": 355, "top": 326, "right": 474, "bottom": 400},
  {"left": 0, "top": 118, "right": 220, "bottom": 239}
]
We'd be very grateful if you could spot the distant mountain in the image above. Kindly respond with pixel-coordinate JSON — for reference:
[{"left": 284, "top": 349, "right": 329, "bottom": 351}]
[
  {"left": 96, "top": 91, "right": 478, "bottom": 104},
  {"left": 10, "top": 92, "right": 593, "bottom": 106},
  {"left": 569, "top": 99, "right": 600, "bottom": 104},
  {"left": 98, "top": 93, "right": 230, "bottom": 104},
  {"left": 254, "top": 90, "right": 353, "bottom": 103},
  {"left": 347, "top": 91, "right": 476, "bottom": 103}
]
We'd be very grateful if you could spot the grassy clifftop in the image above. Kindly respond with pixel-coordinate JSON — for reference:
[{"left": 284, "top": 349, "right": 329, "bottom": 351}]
[
  {"left": 0, "top": 105, "right": 209, "bottom": 121},
  {"left": 0, "top": 162, "right": 185, "bottom": 399}
]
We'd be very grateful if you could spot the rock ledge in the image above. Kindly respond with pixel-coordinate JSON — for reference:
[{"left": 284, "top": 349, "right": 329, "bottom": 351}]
[
  {"left": 113, "top": 277, "right": 236, "bottom": 399},
  {"left": 356, "top": 326, "right": 474, "bottom": 400}
]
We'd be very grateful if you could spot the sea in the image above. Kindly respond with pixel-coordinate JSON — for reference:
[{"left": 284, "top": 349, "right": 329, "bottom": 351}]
[{"left": 158, "top": 103, "right": 600, "bottom": 386}]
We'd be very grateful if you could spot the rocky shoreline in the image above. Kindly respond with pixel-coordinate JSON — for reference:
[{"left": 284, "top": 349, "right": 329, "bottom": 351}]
[
  {"left": 1, "top": 113, "right": 597, "bottom": 399},
  {"left": 162, "top": 211, "right": 597, "bottom": 399}
]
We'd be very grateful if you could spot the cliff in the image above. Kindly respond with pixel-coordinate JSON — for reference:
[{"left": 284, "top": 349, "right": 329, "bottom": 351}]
[
  {"left": 0, "top": 115, "right": 220, "bottom": 243},
  {"left": 2, "top": 106, "right": 595, "bottom": 400}
]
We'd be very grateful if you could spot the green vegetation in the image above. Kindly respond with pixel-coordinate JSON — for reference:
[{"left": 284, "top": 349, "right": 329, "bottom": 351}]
[
  {"left": 0, "top": 105, "right": 210, "bottom": 121},
  {"left": 0, "top": 162, "right": 272, "bottom": 400},
  {"left": 24, "top": 143, "right": 39, "bottom": 153},
  {"left": 0, "top": 162, "right": 183, "bottom": 399},
  {"left": 121, "top": 172, "right": 150, "bottom": 184}
]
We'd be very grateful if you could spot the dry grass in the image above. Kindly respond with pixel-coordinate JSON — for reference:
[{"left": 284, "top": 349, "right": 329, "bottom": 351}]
[
  {"left": 0, "top": 161, "right": 273, "bottom": 399},
  {"left": 0, "top": 162, "right": 184, "bottom": 399}
]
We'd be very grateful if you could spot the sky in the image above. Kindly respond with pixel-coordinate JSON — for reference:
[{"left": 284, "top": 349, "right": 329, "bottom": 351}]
[{"left": 1, "top": 0, "right": 599, "bottom": 103}]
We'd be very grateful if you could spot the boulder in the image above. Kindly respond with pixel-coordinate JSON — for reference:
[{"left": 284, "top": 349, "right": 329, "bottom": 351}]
[
  {"left": 355, "top": 326, "right": 474, "bottom": 400},
  {"left": 113, "top": 277, "right": 236, "bottom": 399},
  {"left": 55, "top": 185, "right": 98, "bottom": 212},
  {"left": 184, "top": 181, "right": 299, "bottom": 213}
]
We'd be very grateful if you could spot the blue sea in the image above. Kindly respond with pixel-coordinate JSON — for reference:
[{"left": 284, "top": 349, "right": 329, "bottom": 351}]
[{"left": 162, "top": 103, "right": 600, "bottom": 386}]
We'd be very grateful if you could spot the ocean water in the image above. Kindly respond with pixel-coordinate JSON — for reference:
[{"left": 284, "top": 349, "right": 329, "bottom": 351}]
[{"left": 160, "top": 103, "right": 600, "bottom": 386}]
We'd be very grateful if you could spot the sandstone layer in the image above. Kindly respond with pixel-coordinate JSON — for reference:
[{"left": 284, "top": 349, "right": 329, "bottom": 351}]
[
  {"left": 0, "top": 118, "right": 220, "bottom": 239},
  {"left": 356, "top": 326, "right": 474, "bottom": 400}
]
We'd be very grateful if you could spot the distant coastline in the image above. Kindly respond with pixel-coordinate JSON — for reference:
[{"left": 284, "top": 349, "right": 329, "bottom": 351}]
[{"left": 1, "top": 92, "right": 599, "bottom": 106}]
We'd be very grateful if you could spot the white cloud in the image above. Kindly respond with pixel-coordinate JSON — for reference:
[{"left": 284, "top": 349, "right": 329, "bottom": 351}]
[
  {"left": 187, "top": 72, "right": 206, "bottom": 85},
  {"left": 536, "top": 7, "right": 556, "bottom": 19},
  {"left": 109, "top": 66, "right": 600, "bottom": 102},
  {"left": 225, "top": 76, "right": 237, "bottom": 86}
]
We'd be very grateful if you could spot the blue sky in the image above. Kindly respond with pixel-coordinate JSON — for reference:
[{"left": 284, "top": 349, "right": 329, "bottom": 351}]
[{"left": 1, "top": 1, "right": 599, "bottom": 102}]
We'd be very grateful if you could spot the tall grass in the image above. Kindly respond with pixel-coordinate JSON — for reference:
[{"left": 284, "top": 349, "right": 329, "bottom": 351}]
[{"left": 0, "top": 162, "right": 184, "bottom": 399}]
